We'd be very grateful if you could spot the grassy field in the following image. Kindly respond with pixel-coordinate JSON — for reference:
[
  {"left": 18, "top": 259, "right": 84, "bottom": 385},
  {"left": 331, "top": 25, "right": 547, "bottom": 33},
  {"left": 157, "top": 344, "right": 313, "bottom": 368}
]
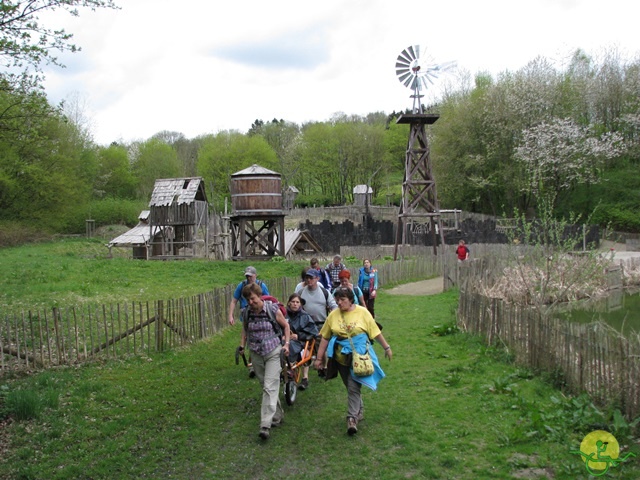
[
  {"left": 0, "top": 238, "right": 307, "bottom": 311},
  {"left": 1, "top": 289, "right": 638, "bottom": 479},
  {"left": 0, "top": 240, "right": 638, "bottom": 479}
]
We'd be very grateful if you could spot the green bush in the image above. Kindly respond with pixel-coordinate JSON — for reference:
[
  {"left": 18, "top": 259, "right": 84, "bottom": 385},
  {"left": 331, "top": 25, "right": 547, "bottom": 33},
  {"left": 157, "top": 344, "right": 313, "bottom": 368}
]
[
  {"left": 294, "top": 193, "right": 333, "bottom": 207},
  {"left": 592, "top": 205, "right": 640, "bottom": 232},
  {"left": 372, "top": 192, "right": 401, "bottom": 206},
  {"left": 61, "top": 198, "right": 147, "bottom": 233},
  {"left": 0, "top": 221, "right": 52, "bottom": 247}
]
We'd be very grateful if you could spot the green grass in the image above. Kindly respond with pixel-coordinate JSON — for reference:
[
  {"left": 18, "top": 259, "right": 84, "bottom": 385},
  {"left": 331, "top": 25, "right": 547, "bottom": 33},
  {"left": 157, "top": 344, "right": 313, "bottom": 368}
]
[
  {"left": 1, "top": 289, "right": 638, "bottom": 479},
  {"left": 0, "top": 239, "right": 638, "bottom": 478},
  {"left": 0, "top": 238, "right": 308, "bottom": 311}
]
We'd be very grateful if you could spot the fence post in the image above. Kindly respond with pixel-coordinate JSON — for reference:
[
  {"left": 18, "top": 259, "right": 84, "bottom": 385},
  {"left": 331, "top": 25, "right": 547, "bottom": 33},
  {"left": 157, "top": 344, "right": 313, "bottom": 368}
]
[{"left": 156, "top": 300, "right": 164, "bottom": 352}]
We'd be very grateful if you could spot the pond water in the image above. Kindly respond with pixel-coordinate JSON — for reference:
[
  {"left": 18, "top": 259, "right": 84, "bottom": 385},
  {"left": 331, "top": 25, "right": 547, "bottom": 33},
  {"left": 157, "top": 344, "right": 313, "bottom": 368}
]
[{"left": 553, "top": 289, "right": 640, "bottom": 335}]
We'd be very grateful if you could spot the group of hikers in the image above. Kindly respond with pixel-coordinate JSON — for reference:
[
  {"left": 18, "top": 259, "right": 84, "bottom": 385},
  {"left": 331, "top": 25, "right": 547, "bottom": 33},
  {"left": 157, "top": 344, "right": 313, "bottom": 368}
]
[{"left": 228, "top": 255, "right": 392, "bottom": 440}]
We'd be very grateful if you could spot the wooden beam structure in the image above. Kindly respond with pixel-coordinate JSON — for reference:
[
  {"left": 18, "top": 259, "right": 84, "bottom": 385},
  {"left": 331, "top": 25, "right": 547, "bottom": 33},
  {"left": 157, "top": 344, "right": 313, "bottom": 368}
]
[{"left": 394, "top": 113, "right": 445, "bottom": 258}]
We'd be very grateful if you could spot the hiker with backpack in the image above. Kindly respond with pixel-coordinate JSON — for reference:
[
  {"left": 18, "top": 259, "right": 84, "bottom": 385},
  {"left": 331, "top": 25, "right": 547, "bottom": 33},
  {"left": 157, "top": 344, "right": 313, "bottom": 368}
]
[
  {"left": 338, "top": 269, "right": 366, "bottom": 307},
  {"left": 310, "top": 257, "right": 332, "bottom": 291},
  {"left": 228, "top": 266, "right": 269, "bottom": 326},
  {"left": 239, "top": 283, "right": 290, "bottom": 440},
  {"left": 296, "top": 269, "right": 337, "bottom": 329}
]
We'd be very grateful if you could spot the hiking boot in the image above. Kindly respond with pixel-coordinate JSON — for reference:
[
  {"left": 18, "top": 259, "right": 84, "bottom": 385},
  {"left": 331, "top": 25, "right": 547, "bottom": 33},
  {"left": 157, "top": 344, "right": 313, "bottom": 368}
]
[
  {"left": 347, "top": 417, "right": 358, "bottom": 436},
  {"left": 248, "top": 365, "right": 255, "bottom": 378},
  {"left": 259, "top": 427, "right": 270, "bottom": 440},
  {"left": 299, "top": 378, "right": 309, "bottom": 390},
  {"left": 357, "top": 409, "right": 364, "bottom": 422},
  {"left": 271, "top": 416, "right": 283, "bottom": 427}
]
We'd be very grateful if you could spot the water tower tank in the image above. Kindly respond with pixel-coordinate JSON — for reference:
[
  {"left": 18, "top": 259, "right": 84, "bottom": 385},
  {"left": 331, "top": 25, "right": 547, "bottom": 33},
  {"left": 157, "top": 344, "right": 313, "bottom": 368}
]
[{"left": 230, "top": 164, "right": 282, "bottom": 214}]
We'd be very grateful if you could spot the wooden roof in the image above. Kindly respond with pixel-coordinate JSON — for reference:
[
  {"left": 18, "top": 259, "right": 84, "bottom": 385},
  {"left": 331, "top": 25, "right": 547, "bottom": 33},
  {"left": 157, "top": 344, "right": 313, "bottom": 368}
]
[
  {"left": 149, "top": 177, "right": 207, "bottom": 207},
  {"left": 108, "top": 223, "right": 165, "bottom": 247},
  {"left": 281, "top": 229, "right": 322, "bottom": 257},
  {"left": 353, "top": 184, "right": 372, "bottom": 194},
  {"left": 231, "top": 164, "right": 279, "bottom": 177}
]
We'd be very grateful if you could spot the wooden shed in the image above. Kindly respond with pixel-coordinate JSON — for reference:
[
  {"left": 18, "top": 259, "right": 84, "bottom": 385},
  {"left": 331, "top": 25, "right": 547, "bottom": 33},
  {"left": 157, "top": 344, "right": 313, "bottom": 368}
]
[
  {"left": 107, "top": 211, "right": 165, "bottom": 259},
  {"left": 148, "top": 177, "right": 209, "bottom": 259},
  {"left": 283, "top": 185, "right": 299, "bottom": 210},
  {"left": 353, "top": 184, "right": 373, "bottom": 206}
]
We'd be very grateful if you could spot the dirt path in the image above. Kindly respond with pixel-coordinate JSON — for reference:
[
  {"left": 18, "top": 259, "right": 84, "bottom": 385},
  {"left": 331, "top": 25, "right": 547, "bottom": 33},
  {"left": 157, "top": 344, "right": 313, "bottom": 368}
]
[{"left": 385, "top": 277, "right": 444, "bottom": 296}]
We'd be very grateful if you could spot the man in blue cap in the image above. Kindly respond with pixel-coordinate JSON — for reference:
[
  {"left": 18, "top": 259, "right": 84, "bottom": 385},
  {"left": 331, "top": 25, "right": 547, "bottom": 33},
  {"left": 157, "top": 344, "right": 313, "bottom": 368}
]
[{"left": 296, "top": 269, "right": 337, "bottom": 329}]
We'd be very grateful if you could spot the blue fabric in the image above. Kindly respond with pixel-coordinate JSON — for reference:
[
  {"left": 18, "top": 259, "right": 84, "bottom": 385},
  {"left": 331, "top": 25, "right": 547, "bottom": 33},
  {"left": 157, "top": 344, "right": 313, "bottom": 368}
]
[
  {"left": 358, "top": 267, "right": 378, "bottom": 291},
  {"left": 234, "top": 280, "right": 270, "bottom": 309},
  {"left": 327, "top": 333, "right": 385, "bottom": 391}
]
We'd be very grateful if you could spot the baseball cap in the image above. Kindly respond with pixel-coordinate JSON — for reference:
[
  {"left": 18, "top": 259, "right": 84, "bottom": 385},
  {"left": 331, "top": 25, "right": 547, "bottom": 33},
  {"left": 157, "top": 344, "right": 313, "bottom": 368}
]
[
  {"left": 244, "top": 266, "right": 257, "bottom": 276},
  {"left": 304, "top": 269, "right": 320, "bottom": 278}
]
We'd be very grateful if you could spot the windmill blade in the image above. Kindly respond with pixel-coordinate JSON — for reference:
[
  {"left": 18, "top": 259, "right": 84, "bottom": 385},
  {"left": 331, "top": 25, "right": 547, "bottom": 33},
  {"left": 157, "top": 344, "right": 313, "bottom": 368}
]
[
  {"left": 397, "top": 71, "right": 413, "bottom": 84},
  {"left": 403, "top": 74, "right": 416, "bottom": 88},
  {"left": 398, "top": 47, "right": 416, "bottom": 64},
  {"left": 407, "top": 45, "right": 417, "bottom": 61},
  {"left": 435, "top": 60, "right": 457, "bottom": 72}
]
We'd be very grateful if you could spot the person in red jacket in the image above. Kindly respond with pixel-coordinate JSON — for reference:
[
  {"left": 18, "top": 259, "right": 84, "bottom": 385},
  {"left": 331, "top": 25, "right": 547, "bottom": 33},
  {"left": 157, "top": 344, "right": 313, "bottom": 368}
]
[{"left": 456, "top": 239, "right": 470, "bottom": 262}]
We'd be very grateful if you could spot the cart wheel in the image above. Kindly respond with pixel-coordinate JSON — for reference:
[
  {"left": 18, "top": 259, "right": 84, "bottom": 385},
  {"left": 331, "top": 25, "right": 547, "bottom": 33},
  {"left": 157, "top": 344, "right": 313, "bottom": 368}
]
[{"left": 285, "top": 380, "right": 297, "bottom": 406}]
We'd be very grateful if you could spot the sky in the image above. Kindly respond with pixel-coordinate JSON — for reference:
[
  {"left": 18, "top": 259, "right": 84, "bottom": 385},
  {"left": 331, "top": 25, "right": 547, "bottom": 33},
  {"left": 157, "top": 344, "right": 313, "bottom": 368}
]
[{"left": 40, "top": 0, "right": 640, "bottom": 146}]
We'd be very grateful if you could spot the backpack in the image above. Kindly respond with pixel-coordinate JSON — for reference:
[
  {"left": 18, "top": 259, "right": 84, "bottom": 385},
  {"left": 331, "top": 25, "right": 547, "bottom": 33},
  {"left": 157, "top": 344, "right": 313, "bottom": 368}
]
[
  {"left": 242, "top": 279, "right": 264, "bottom": 289},
  {"left": 241, "top": 296, "right": 284, "bottom": 338},
  {"left": 296, "top": 284, "right": 330, "bottom": 314},
  {"left": 296, "top": 284, "right": 329, "bottom": 302}
]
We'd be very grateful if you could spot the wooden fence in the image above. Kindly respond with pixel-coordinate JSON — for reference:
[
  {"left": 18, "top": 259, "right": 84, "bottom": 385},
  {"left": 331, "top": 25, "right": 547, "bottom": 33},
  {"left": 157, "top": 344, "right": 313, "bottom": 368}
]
[
  {"left": 0, "top": 256, "right": 442, "bottom": 374},
  {"left": 454, "top": 254, "right": 640, "bottom": 420}
]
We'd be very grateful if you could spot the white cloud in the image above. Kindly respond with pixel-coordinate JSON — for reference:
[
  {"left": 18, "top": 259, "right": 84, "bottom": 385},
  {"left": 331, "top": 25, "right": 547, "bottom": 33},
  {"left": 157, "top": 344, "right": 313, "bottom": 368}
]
[{"left": 39, "top": 0, "right": 640, "bottom": 145}]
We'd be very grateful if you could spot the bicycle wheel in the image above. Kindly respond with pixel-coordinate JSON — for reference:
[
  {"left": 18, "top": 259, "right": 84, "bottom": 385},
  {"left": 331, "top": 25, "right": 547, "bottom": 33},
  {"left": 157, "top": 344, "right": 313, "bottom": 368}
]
[{"left": 285, "top": 380, "right": 297, "bottom": 406}]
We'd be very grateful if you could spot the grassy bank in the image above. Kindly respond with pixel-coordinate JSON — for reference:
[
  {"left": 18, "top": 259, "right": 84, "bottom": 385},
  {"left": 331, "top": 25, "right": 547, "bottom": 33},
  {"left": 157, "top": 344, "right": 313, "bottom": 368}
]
[{"left": 1, "top": 289, "right": 638, "bottom": 479}]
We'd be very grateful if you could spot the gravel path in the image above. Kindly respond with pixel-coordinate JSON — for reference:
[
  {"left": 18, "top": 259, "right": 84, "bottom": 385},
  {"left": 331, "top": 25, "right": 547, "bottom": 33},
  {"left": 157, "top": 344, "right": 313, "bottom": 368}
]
[{"left": 385, "top": 277, "right": 444, "bottom": 296}]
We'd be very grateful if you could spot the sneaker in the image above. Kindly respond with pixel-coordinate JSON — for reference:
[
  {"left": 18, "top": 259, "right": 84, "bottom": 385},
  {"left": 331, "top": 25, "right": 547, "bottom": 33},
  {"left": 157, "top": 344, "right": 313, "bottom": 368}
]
[
  {"left": 299, "top": 378, "right": 309, "bottom": 390},
  {"left": 271, "top": 417, "right": 283, "bottom": 427},
  {"left": 357, "top": 409, "right": 364, "bottom": 422},
  {"left": 347, "top": 417, "right": 358, "bottom": 436},
  {"left": 259, "top": 427, "right": 270, "bottom": 440},
  {"left": 248, "top": 366, "right": 256, "bottom": 378}
]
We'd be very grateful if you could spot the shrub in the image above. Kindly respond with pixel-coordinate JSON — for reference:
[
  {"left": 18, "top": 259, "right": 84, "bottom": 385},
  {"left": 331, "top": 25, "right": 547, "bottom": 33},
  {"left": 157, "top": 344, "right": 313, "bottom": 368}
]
[
  {"left": 294, "top": 193, "right": 333, "bottom": 207},
  {"left": 61, "top": 198, "right": 147, "bottom": 233}
]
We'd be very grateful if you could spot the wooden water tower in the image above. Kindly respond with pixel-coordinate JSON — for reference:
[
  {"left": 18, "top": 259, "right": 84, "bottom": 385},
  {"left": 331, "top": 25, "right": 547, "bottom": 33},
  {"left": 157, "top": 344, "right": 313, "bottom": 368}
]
[{"left": 229, "top": 164, "right": 285, "bottom": 260}]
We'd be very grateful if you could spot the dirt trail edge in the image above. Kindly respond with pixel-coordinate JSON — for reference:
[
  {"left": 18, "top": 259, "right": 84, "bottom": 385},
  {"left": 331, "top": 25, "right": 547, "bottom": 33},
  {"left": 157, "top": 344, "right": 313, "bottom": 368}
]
[{"left": 386, "top": 277, "right": 444, "bottom": 296}]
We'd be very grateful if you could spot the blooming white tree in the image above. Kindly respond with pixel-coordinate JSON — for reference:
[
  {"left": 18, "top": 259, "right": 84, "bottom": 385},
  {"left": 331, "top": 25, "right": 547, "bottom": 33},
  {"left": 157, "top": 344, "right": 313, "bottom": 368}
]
[{"left": 514, "top": 118, "right": 623, "bottom": 204}]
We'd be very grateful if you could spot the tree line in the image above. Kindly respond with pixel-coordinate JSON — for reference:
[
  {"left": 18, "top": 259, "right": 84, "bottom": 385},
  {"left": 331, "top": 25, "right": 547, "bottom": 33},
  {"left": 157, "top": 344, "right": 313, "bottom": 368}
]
[{"left": 0, "top": 2, "right": 639, "bottom": 234}]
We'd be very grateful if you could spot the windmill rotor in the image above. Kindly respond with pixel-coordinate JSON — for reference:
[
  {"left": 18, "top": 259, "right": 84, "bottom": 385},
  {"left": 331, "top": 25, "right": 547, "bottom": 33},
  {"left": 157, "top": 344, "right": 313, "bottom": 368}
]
[{"left": 395, "top": 45, "right": 455, "bottom": 112}]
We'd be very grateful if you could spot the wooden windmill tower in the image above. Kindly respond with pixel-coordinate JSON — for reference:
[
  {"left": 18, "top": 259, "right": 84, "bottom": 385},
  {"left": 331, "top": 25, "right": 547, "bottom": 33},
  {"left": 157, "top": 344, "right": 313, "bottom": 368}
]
[{"left": 393, "top": 45, "right": 453, "bottom": 257}]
